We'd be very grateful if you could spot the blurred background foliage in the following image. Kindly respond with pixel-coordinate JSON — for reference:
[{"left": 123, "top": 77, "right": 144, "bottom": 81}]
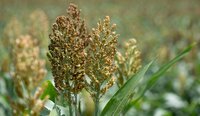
[{"left": 0, "top": 0, "right": 200, "bottom": 115}]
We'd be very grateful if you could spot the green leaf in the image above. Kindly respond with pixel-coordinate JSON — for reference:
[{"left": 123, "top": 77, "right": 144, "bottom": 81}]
[
  {"left": 101, "top": 61, "right": 153, "bottom": 116},
  {"left": 123, "top": 44, "right": 195, "bottom": 114},
  {"left": 40, "top": 80, "right": 58, "bottom": 102}
]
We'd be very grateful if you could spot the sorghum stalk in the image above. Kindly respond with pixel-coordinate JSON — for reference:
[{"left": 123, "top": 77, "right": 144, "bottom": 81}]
[
  {"left": 67, "top": 88, "right": 73, "bottom": 116},
  {"left": 94, "top": 89, "right": 100, "bottom": 116}
]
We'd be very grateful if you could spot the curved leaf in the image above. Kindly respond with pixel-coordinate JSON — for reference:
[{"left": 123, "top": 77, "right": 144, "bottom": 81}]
[
  {"left": 101, "top": 61, "right": 153, "bottom": 116},
  {"left": 123, "top": 44, "right": 195, "bottom": 114}
]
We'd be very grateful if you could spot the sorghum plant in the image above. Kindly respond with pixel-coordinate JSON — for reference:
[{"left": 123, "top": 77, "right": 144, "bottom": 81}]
[
  {"left": 85, "top": 16, "right": 118, "bottom": 115},
  {"left": 47, "top": 3, "right": 193, "bottom": 116},
  {"left": 47, "top": 3, "right": 118, "bottom": 115},
  {"left": 10, "top": 35, "right": 48, "bottom": 116},
  {"left": 115, "top": 38, "right": 142, "bottom": 87},
  {"left": 47, "top": 3, "right": 89, "bottom": 115}
]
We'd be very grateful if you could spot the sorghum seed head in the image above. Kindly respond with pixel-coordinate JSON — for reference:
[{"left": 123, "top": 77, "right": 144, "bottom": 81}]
[
  {"left": 11, "top": 35, "right": 47, "bottom": 116},
  {"left": 48, "top": 3, "right": 90, "bottom": 94},
  {"left": 115, "top": 38, "right": 142, "bottom": 86},
  {"left": 85, "top": 16, "right": 118, "bottom": 97}
]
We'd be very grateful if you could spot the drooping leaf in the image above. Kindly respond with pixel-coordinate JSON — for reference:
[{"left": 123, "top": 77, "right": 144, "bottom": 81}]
[{"left": 101, "top": 61, "right": 153, "bottom": 116}]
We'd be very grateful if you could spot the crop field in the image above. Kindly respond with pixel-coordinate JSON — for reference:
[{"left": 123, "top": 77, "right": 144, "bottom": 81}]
[{"left": 0, "top": 0, "right": 200, "bottom": 116}]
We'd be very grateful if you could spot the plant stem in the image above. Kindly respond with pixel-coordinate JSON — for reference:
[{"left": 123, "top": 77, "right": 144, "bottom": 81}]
[
  {"left": 94, "top": 90, "right": 100, "bottom": 116},
  {"left": 74, "top": 94, "right": 79, "bottom": 116},
  {"left": 69, "top": 102, "right": 73, "bottom": 116},
  {"left": 68, "top": 92, "right": 73, "bottom": 116}
]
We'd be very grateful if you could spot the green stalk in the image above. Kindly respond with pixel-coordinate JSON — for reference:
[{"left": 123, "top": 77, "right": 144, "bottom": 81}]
[
  {"left": 69, "top": 102, "right": 73, "bottom": 116},
  {"left": 94, "top": 90, "right": 100, "bottom": 116},
  {"left": 68, "top": 92, "right": 73, "bottom": 116},
  {"left": 74, "top": 94, "right": 79, "bottom": 116}
]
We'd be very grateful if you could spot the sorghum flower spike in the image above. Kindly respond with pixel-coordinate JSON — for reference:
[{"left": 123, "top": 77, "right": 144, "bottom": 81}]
[
  {"left": 124, "top": 39, "right": 142, "bottom": 76},
  {"left": 13, "top": 35, "right": 46, "bottom": 91},
  {"left": 11, "top": 35, "right": 48, "bottom": 116},
  {"left": 48, "top": 3, "right": 89, "bottom": 94},
  {"left": 115, "top": 38, "right": 142, "bottom": 86},
  {"left": 85, "top": 16, "right": 118, "bottom": 98}
]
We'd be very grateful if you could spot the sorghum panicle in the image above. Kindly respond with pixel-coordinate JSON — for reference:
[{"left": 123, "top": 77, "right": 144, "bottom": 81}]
[
  {"left": 48, "top": 3, "right": 89, "bottom": 94},
  {"left": 85, "top": 16, "right": 118, "bottom": 98},
  {"left": 11, "top": 35, "right": 48, "bottom": 116},
  {"left": 1, "top": 18, "right": 22, "bottom": 74},
  {"left": 115, "top": 38, "right": 142, "bottom": 86}
]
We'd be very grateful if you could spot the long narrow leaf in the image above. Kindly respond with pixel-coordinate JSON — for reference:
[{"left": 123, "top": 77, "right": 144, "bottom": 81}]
[
  {"left": 101, "top": 61, "right": 153, "bottom": 116},
  {"left": 123, "top": 44, "right": 194, "bottom": 114}
]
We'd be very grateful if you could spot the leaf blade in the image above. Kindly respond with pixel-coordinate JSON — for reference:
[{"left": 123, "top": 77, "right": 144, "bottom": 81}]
[
  {"left": 101, "top": 61, "right": 153, "bottom": 116},
  {"left": 40, "top": 80, "right": 58, "bottom": 102},
  {"left": 123, "top": 44, "right": 195, "bottom": 114}
]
